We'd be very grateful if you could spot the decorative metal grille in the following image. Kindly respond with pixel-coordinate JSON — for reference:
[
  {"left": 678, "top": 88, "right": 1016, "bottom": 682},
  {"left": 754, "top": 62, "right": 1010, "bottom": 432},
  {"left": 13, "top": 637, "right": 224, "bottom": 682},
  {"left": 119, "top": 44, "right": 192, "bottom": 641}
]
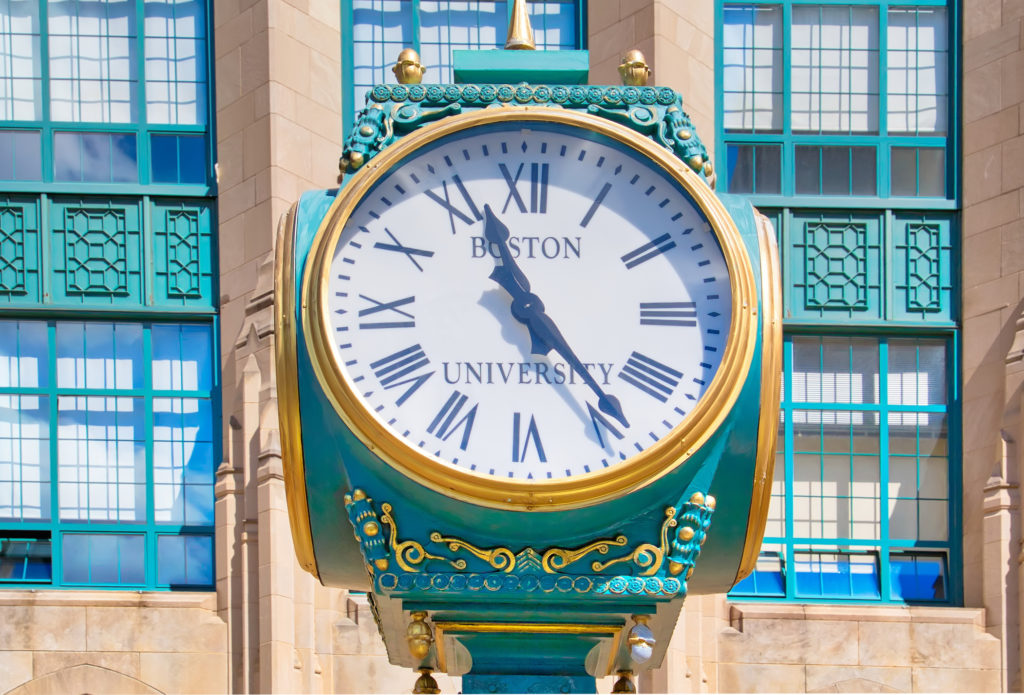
[
  {"left": 0, "top": 207, "right": 27, "bottom": 295},
  {"left": 903, "top": 223, "right": 942, "bottom": 313},
  {"left": 62, "top": 207, "right": 130, "bottom": 296},
  {"left": 164, "top": 209, "right": 202, "bottom": 298},
  {"left": 802, "top": 221, "right": 869, "bottom": 310}
]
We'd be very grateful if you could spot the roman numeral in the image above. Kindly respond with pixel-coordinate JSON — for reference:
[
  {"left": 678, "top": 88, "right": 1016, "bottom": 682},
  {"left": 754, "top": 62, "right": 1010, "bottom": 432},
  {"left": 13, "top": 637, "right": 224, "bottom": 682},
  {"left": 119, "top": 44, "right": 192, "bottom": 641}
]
[
  {"left": 358, "top": 294, "right": 415, "bottom": 329},
  {"left": 618, "top": 351, "right": 683, "bottom": 403},
  {"left": 424, "top": 174, "right": 482, "bottom": 233},
  {"left": 512, "top": 412, "right": 547, "bottom": 463},
  {"left": 500, "top": 162, "right": 549, "bottom": 214},
  {"left": 639, "top": 301, "right": 697, "bottom": 327},
  {"left": 427, "top": 390, "right": 478, "bottom": 451},
  {"left": 621, "top": 233, "right": 677, "bottom": 269},
  {"left": 587, "top": 402, "right": 625, "bottom": 449},
  {"left": 373, "top": 228, "right": 434, "bottom": 272},
  {"left": 369, "top": 344, "right": 434, "bottom": 406},
  {"left": 580, "top": 182, "right": 612, "bottom": 228}
]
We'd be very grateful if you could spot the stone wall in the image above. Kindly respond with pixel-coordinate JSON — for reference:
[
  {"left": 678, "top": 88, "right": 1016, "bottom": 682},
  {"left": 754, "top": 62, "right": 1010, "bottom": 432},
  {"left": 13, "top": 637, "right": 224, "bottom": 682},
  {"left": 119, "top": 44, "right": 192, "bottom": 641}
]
[
  {"left": 643, "top": 598, "right": 1002, "bottom": 693},
  {"left": 0, "top": 592, "right": 227, "bottom": 695},
  {"left": 961, "top": 0, "right": 1024, "bottom": 687}
]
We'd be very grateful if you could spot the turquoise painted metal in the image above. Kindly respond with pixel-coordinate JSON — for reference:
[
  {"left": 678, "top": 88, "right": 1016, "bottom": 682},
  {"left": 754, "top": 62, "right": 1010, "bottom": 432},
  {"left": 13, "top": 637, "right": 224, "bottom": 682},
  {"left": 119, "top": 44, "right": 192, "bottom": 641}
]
[{"left": 279, "top": 68, "right": 778, "bottom": 686}]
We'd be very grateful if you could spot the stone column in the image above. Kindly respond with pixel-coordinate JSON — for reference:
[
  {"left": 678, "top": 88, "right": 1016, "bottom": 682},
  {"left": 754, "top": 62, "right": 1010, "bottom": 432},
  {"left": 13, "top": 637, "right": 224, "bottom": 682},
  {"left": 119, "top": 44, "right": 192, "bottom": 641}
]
[
  {"left": 963, "top": 0, "right": 1024, "bottom": 688},
  {"left": 587, "top": 0, "right": 715, "bottom": 160}
]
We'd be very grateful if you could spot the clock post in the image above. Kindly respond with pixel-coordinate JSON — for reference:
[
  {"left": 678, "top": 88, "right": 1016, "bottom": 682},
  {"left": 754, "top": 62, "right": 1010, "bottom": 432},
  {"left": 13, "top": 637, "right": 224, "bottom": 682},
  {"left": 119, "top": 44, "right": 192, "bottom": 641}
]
[{"left": 275, "top": 4, "right": 782, "bottom": 692}]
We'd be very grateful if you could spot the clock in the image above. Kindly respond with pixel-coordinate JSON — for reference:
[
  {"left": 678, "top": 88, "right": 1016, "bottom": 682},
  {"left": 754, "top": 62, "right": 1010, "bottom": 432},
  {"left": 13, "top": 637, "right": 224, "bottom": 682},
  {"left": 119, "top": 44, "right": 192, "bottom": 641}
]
[{"left": 303, "top": 108, "right": 758, "bottom": 510}]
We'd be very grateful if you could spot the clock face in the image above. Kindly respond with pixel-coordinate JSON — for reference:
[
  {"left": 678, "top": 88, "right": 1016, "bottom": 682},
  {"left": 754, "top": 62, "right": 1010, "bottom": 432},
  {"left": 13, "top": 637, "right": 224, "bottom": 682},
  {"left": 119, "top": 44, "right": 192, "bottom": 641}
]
[{"left": 307, "top": 110, "right": 755, "bottom": 504}]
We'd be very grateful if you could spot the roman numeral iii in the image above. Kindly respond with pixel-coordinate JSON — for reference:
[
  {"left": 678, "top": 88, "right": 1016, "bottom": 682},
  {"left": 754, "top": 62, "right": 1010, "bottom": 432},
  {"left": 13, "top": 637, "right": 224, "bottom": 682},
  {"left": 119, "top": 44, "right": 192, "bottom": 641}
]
[
  {"left": 370, "top": 344, "right": 434, "bottom": 406},
  {"left": 618, "top": 351, "right": 683, "bottom": 403},
  {"left": 639, "top": 301, "right": 697, "bottom": 327}
]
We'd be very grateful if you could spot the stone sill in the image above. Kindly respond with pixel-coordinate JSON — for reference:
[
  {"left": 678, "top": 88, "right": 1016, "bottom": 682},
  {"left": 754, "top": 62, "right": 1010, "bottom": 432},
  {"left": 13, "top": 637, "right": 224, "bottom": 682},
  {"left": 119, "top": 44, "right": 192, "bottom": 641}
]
[
  {"left": 728, "top": 602, "right": 985, "bottom": 628},
  {"left": 0, "top": 590, "right": 217, "bottom": 611}
]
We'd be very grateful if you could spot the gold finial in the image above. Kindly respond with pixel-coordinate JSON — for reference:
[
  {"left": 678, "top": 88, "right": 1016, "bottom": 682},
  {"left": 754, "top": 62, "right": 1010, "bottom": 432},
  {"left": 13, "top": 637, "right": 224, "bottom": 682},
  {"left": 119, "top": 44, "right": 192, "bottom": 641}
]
[
  {"left": 393, "top": 47, "right": 426, "bottom": 84},
  {"left": 413, "top": 668, "right": 441, "bottom": 694},
  {"left": 618, "top": 49, "right": 650, "bottom": 86},
  {"left": 505, "top": 0, "right": 536, "bottom": 50},
  {"left": 612, "top": 671, "right": 637, "bottom": 694}
]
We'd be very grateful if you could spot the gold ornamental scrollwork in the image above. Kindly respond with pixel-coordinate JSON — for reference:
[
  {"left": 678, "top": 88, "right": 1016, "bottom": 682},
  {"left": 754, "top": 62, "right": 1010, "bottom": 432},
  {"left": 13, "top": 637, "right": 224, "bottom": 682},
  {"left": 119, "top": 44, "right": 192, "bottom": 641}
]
[
  {"left": 429, "top": 532, "right": 517, "bottom": 572},
  {"left": 381, "top": 503, "right": 467, "bottom": 573},
  {"left": 592, "top": 507, "right": 677, "bottom": 576},
  {"left": 541, "top": 535, "right": 629, "bottom": 573}
]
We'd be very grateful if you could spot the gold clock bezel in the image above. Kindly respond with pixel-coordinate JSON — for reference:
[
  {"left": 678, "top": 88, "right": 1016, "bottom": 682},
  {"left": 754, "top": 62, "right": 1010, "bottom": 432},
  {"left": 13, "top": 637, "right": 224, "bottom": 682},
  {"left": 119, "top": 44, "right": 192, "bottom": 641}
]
[{"left": 303, "top": 107, "right": 759, "bottom": 510}]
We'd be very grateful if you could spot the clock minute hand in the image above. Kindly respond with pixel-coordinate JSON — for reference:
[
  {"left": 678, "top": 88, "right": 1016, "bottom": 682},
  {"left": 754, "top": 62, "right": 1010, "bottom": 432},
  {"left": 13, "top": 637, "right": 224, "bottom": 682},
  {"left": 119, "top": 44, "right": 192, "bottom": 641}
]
[
  {"left": 482, "top": 205, "right": 629, "bottom": 429},
  {"left": 526, "top": 307, "right": 630, "bottom": 429}
]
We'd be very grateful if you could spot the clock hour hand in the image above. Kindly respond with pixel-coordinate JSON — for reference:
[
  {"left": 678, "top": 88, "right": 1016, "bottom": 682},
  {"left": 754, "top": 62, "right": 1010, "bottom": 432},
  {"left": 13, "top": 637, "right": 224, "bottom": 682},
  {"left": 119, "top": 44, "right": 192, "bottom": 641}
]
[
  {"left": 483, "top": 205, "right": 552, "bottom": 355},
  {"left": 482, "top": 205, "right": 629, "bottom": 429}
]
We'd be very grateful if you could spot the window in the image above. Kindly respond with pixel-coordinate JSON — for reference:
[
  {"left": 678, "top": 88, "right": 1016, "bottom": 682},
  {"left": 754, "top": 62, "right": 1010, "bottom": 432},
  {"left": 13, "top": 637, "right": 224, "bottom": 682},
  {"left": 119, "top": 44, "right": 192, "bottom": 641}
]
[
  {"left": 719, "top": 2, "right": 952, "bottom": 201},
  {"left": 0, "top": 0, "right": 216, "bottom": 590},
  {"left": 345, "top": 0, "right": 585, "bottom": 127},
  {"left": 734, "top": 335, "right": 956, "bottom": 602},
  {"left": 0, "top": 0, "right": 211, "bottom": 191},
  {"left": 0, "top": 320, "right": 215, "bottom": 588}
]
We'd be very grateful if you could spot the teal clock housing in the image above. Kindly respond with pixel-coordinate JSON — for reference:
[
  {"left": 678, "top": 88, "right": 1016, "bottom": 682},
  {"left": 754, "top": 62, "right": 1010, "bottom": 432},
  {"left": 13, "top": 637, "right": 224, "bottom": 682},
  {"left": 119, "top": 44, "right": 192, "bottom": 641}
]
[{"left": 275, "top": 70, "right": 781, "bottom": 691}]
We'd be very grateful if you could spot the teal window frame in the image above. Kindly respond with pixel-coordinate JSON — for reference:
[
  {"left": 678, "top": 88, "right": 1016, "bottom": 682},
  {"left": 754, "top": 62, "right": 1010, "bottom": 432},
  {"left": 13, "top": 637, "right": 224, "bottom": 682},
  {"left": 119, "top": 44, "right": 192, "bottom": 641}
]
[
  {"left": 341, "top": 0, "right": 587, "bottom": 133},
  {"left": 0, "top": 0, "right": 218, "bottom": 590},
  {"left": 0, "top": 319, "right": 219, "bottom": 590},
  {"left": 733, "top": 331, "right": 961, "bottom": 604},
  {"left": 0, "top": 0, "right": 216, "bottom": 198},
  {"left": 714, "top": 0, "right": 961, "bottom": 209}
]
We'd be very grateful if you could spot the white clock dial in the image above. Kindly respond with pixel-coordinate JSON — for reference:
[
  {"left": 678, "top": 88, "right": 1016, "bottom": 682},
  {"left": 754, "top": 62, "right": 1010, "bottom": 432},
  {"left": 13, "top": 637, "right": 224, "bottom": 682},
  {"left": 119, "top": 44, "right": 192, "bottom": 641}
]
[{"left": 321, "top": 120, "right": 733, "bottom": 483}]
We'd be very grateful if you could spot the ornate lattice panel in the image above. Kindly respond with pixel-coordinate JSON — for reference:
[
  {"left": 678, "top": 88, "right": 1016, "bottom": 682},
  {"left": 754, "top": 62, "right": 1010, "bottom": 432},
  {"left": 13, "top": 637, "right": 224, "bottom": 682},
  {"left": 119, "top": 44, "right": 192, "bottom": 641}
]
[
  {"left": 152, "top": 201, "right": 213, "bottom": 308},
  {"left": 790, "top": 214, "right": 882, "bottom": 321},
  {"left": 893, "top": 215, "right": 954, "bottom": 322},
  {"left": 0, "top": 198, "right": 40, "bottom": 304},
  {"left": 50, "top": 199, "right": 143, "bottom": 306}
]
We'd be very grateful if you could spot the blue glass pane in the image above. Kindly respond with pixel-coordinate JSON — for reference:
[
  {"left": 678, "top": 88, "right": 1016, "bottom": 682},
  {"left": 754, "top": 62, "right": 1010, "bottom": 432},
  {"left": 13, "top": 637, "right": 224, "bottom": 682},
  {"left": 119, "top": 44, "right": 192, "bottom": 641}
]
[
  {"left": 56, "top": 322, "right": 143, "bottom": 389},
  {"left": 151, "top": 323, "right": 212, "bottom": 391},
  {"left": 178, "top": 134, "right": 206, "bottom": 184},
  {"left": 111, "top": 133, "right": 138, "bottom": 182},
  {"left": 157, "top": 535, "right": 186, "bottom": 584},
  {"left": 794, "top": 552, "right": 880, "bottom": 599},
  {"left": 184, "top": 534, "right": 213, "bottom": 585},
  {"left": 184, "top": 482, "right": 213, "bottom": 524},
  {"left": 0, "top": 131, "right": 42, "bottom": 181},
  {"left": 0, "top": 320, "right": 48, "bottom": 388},
  {"left": 891, "top": 553, "right": 946, "bottom": 601},
  {"left": 61, "top": 534, "right": 89, "bottom": 582},
  {"left": 151, "top": 133, "right": 178, "bottom": 183},
  {"left": 158, "top": 534, "right": 213, "bottom": 586},
  {"left": 53, "top": 132, "right": 138, "bottom": 183},
  {"left": 64, "top": 534, "right": 145, "bottom": 585},
  {"left": 0, "top": 394, "right": 52, "bottom": 522},
  {"left": 0, "top": 538, "right": 51, "bottom": 582},
  {"left": 727, "top": 144, "right": 753, "bottom": 193}
]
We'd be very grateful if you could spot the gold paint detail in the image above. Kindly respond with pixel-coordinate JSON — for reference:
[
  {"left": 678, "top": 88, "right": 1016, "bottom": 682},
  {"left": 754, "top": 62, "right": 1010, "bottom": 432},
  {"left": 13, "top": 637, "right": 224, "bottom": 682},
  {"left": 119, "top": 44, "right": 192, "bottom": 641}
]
[
  {"left": 429, "top": 532, "right": 516, "bottom": 572},
  {"left": 273, "top": 202, "right": 319, "bottom": 578},
  {"left": 618, "top": 49, "right": 650, "bottom": 86},
  {"left": 433, "top": 621, "right": 621, "bottom": 636},
  {"left": 592, "top": 507, "right": 676, "bottom": 575},
  {"left": 678, "top": 527, "right": 695, "bottom": 542},
  {"left": 303, "top": 107, "right": 759, "bottom": 510},
  {"left": 381, "top": 503, "right": 467, "bottom": 573},
  {"left": 505, "top": 0, "right": 535, "bottom": 49},
  {"left": 689, "top": 492, "right": 705, "bottom": 506},
  {"left": 374, "top": 558, "right": 389, "bottom": 571},
  {"left": 668, "top": 561, "right": 683, "bottom": 575},
  {"left": 393, "top": 47, "right": 426, "bottom": 84},
  {"left": 407, "top": 611, "right": 434, "bottom": 661},
  {"left": 541, "top": 535, "right": 629, "bottom": 573},
  {"left": 735, "top": 211, "right": 784, "bottom": 584},
  {"left": 363, "top": 521, "right": 380, "bottom": 537},
  {"left": 413, "top": 668, "right": 440, "bottom": 695}
]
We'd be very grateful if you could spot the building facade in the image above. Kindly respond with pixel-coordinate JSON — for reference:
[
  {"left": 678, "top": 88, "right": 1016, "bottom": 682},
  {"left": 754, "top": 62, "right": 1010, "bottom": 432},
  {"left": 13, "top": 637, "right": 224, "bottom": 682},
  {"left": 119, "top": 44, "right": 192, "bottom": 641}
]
[{"left": 0, "top": 0, "right": 1019, "bottom": 692}]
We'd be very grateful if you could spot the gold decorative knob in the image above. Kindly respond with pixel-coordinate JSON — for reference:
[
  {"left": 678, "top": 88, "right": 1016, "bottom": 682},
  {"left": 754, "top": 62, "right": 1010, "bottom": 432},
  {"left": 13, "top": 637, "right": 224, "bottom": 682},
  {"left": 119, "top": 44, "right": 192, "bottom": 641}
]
[
  {"left": 406, "top": 611, "right": 433, "bottom": 661},
  {"left": 618, "top": 49, "right": 650, "bottom": 86},
  {"left": 393, "top": 48, "right": 426, "bottom": 85}
]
